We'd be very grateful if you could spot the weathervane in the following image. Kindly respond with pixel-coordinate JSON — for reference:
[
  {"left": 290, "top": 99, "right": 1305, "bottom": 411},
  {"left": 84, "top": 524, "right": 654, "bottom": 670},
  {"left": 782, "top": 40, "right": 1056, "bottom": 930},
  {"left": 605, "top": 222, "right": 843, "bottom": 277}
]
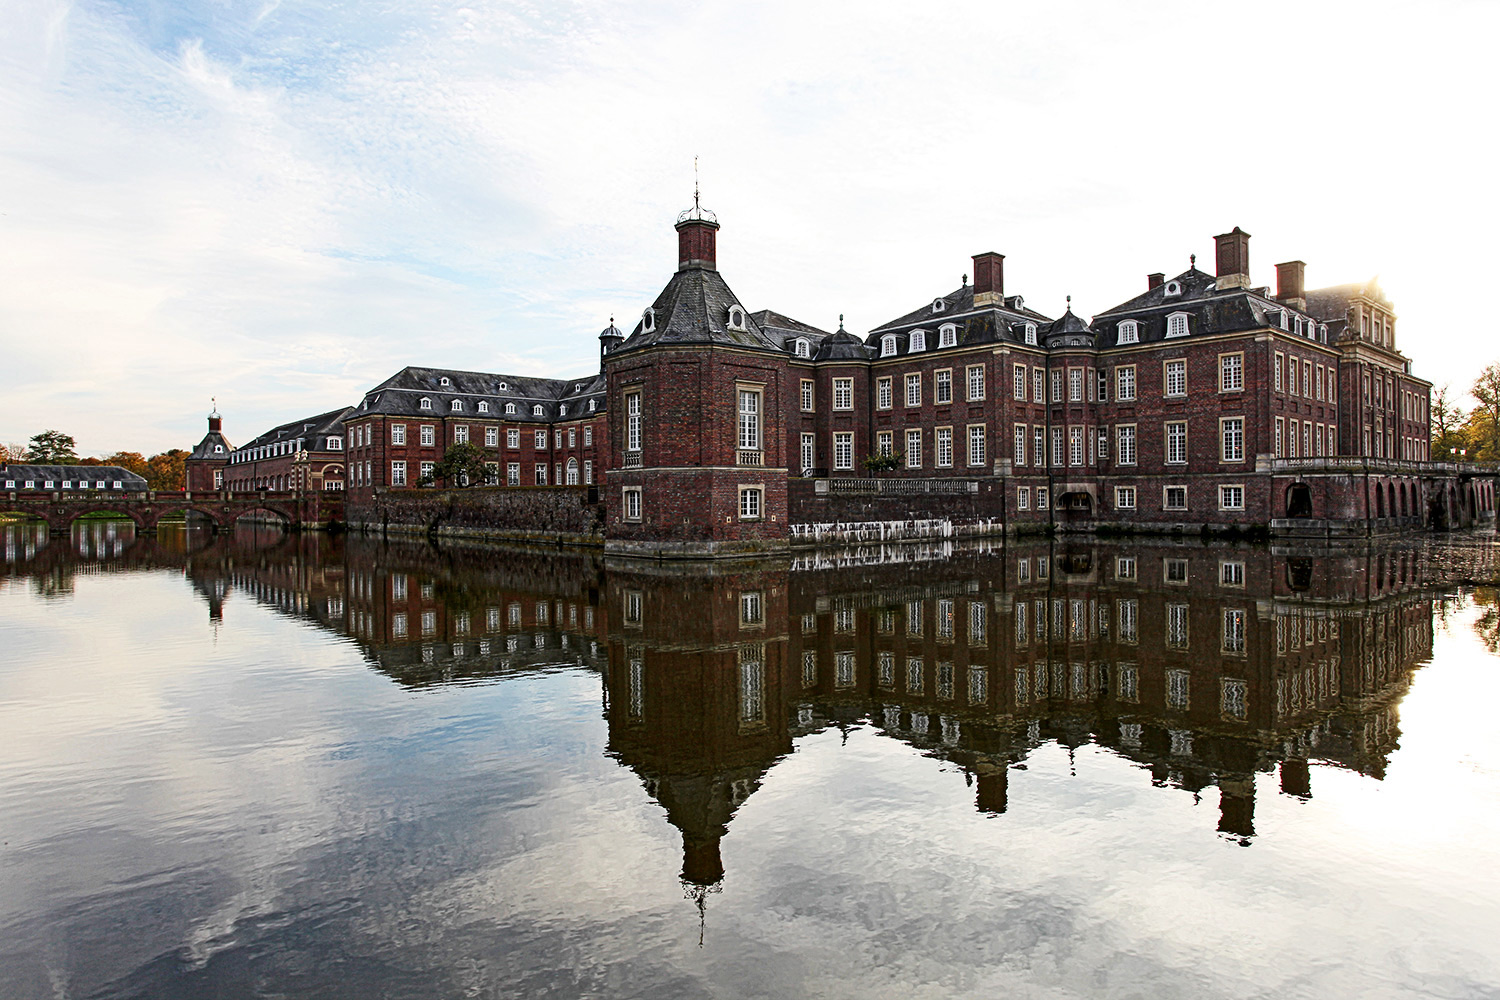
[{"left": 694, "top": 155, "right": 700, "bottom": 210}]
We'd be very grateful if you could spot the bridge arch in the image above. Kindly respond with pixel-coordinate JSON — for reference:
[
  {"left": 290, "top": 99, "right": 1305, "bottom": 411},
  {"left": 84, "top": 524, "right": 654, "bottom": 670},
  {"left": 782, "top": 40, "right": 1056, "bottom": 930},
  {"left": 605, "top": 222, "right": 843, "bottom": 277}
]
[{"left": 54, "top": 505, "right": 149, "bottom": 532}]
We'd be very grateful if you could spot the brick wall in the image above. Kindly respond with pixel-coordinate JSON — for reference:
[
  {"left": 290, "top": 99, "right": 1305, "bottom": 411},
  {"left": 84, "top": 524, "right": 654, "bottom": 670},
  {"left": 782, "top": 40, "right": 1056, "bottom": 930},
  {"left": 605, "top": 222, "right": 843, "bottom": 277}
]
[{"left": 346, "top": 486, "right": 604, "bottom": 543}]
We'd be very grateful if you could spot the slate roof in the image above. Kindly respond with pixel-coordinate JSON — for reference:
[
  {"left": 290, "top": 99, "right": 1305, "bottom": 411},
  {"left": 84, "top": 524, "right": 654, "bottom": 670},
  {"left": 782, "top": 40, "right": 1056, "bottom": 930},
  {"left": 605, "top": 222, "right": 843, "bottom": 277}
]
[
  {"left": 189, "top": 421, "right": 233, "bottom": 461},
  {"left": 1042, "top": 308, "right": 1096, "bottom": 348},
  {"left": 751, "top": 309, "right": 833, "bottom": 357},
  {"left": 614, "top": 267, "right": 782, "bottom": 355},
  {"left": 867, "top": 283, "right": 1055, "bottom": 356},
  {"left": 2, "top": 465, "right": 148, "bottom": 488},
  {"left": 233, "top": 407, "right": 355, "bottom": 458},
  {"left": 355, "top": 366, "right": 607, "bottom": 423},
  {"left": 1091, "top": 266, "right": 1330, "bottom": 349},
  {"left": 814, "top": 322, "right": 873, "bottom": 361}
]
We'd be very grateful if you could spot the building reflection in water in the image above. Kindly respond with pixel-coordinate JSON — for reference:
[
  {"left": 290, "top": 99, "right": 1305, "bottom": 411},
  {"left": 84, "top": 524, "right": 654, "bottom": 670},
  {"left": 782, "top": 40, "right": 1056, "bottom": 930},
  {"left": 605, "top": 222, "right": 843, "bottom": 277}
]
[{"left": 7, "top": 518, "right": 1490, "bottom": 884}]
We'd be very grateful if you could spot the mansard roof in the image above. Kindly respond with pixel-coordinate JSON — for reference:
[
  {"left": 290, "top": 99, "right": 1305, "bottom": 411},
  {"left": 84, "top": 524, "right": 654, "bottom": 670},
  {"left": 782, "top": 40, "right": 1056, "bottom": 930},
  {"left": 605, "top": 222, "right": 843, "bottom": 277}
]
[
  {"left": 356, "top": 366, "right": 607, "bottom": 423},
  {"left": 751, "top": 309, "right": 833, "bottom": 355},
  {"left": 1092, "top": 267, "right": 1329, "bottom": 349},
  {"left": 867, "top": 284, "right": 1054, "bottom": 356},
  {"left": 234, "top": 407, "right": 355, "bottom": 456},
  {"left": 1, "top": 464, "right": 148, "bottom": 487},
  {"left": 189, "top": 429, "right": 233, "bottom": 461},
  {"left": 616, "top": 267, "right": 783, "bottom": 354}
]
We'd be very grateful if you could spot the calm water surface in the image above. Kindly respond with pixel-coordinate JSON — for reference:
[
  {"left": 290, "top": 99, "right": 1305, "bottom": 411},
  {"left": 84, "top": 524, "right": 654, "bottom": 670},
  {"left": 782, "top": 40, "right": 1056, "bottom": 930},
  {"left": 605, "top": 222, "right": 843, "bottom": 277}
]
[{"left": 3, "top": 520, "right": 1500, "bottom": 999}]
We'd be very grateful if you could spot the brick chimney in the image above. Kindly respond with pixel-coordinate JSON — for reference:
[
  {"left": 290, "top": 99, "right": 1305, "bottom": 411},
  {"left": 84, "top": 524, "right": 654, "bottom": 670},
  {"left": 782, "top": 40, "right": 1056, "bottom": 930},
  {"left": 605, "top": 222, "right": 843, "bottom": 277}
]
[
  {"left": 1147, "top": 272, "right": 1165, "bottom": 291},
  {"left": 676, "top": 214, "right": 719, "bottom": 271},
  {"left": 208, "top": 413, "right": 222, "bottom": 433},
  {"left": 1214, "top": 226, "right": 1251, "bottom": 290},
  {"left": 972, "top": 252, "right": 1005, "bottom": 308},
  {"left": 1276, "top": 260, "right": 1307, "bottom": 311}
]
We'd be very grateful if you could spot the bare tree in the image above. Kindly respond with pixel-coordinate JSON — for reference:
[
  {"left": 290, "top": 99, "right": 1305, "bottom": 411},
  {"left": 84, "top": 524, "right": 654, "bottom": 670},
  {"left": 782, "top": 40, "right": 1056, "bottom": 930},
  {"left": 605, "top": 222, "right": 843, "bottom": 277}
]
[{"left": 1432, "top": 384, "right": 1465, "bottom": 441}]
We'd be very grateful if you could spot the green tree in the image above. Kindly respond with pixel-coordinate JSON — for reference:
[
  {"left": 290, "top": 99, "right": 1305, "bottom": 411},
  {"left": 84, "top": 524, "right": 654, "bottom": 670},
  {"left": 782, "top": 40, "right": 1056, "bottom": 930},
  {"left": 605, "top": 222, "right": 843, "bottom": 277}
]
[
  {"left": 25, "top": 429, "right": 78, "bottom": 463},
  {"left": 419, "top": 442, "right": 490, "bottom": 487},
  {"left": 1471, "top": 363, "right": 1500, "bottom": 460}
]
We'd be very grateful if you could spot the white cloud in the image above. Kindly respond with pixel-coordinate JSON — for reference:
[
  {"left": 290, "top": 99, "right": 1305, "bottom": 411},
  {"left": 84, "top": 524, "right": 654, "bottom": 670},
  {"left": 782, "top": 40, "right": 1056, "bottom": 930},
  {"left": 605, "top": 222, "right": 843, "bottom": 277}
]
[{"left": 2, "top": 0, "right": 1498, "bottom": 454}]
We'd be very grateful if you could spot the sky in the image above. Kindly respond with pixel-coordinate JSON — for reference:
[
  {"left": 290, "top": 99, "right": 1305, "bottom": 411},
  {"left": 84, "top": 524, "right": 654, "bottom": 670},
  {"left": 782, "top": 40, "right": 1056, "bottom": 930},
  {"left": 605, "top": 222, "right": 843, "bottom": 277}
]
[{"left": 2, "top": 0, "right": 1498, "bottom": 457}]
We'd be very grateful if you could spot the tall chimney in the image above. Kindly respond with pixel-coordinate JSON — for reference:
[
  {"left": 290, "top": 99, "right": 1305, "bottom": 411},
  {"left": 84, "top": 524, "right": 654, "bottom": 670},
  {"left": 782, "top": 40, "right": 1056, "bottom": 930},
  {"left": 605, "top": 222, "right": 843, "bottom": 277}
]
[
  {"left": 972, "top": 252, "right": 1005, "bottom": 308},
  {"left": 1147, "top": 272, "right": 1165, "bottom": 290},
  {"left": 1214, "top": 226, "right": 1251, "bottom": 290},
  {"left": 1276, "top": 260, "right": 1307, "bottom": 311}
]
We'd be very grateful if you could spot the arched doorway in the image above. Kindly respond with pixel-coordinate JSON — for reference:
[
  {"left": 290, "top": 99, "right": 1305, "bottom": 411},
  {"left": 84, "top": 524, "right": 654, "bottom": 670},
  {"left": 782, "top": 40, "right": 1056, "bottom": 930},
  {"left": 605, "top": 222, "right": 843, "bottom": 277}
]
[{"left": 1286, "top": 483, "right": 1313, "bottom": 518}]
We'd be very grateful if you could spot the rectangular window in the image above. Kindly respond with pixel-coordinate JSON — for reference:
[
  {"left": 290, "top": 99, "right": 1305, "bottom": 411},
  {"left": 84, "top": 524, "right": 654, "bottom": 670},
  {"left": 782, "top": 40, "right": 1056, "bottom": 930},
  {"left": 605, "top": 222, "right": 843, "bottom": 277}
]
[
  {"left": 535, "top": 429, "right": 547, "bottom": 449},
  {"left": 507, "top": 428, "right": 520, "bottom": 448},
  {"left": 1097, "top": 368, "right": 1108, "bottom": 402},
  {"left": 936, "top": 427, "right": 953, "bottom": 468},
  {"left": 1116, "top": 366, "right": 1136, "bottom": 401},
  {"left": 935, "top": 369, "right": 953, "bottom": 405},
  {"left": 1221, "top": 417, "right": 1245, "bottom": 462},
  {"left": 801, "top": 432, "right": 816, "bottom": 474},
  {"left": 1117, "top": 425, "right": 1137, "bottom": 465},
  {"left": 454, "top": 424, "right": 469, "bottom": 444},
  {"left": 905, "top": 373, "right": 922, "bottom": 407},
  {"left": 1051, "top": 370, "right": 1063, "bottom": 403},
  {"left": 739, "top": 486, "right": 763, "bottom": 519},
  {"left": 1036, "top": 486, "right": 1049, "bottom": 510},
  {"left": 833, "top": 432, "right": 853, "bottom": 470},
  {"left": 877, "top": 377, "right": 892, "bottom": 410},
  {"left": 833, "top": 378, "right": 853, "bottom": 410},
  {"left": 967, "top": 425, "right": 985, "bottom": 467},
  {"left": 1050, "top": 427, "right": 1064, "bottom": 466},
  {"left": 535, "top": 464, "right": 548, "bottom": 485},
  {"left": 1118, "top": 599, "right": 1138, "bottom": 643},
  {"left": 392, "top": 424, "right": 407, "bottom": 445},
  {"left": 555, "top": 430, "right": 563, "bottom": 449},
  {"left": 1303, "top": 360, "right": 1312, "bottom": 397},
  {"left": 1014, "top": 424, "right": 1027, "bottom": 466},
  {"left": 1068, "top": 368, "right": 1083, "bottom": 402},
  {"left": 1164, "top": 485, "right": 1187, "bottom": 510},
  {"left": 506, "top": 462, "right": 520, "bottom": 486},
  {"left": 1018, "top": 486, "right": 1031, "bottom": 510},
  {"left": 485, "top": 426, "right": 499, "bottom": 447},
  {"left": 1220, "top": 484, "right": 1245, "bottom": 510},
  {"left": 801, "top": 379, "right": 815, "bottom": 412},
  {"left": 584, "top": 426, "right": 593, "bottom": 446},
  {"left": 420, "top": 461, "right": 434, "bottom": 482},
  {"left": 967, "top": 365, "right": 985, "bottom": 401},
  {"left": 1275, "top": 417, "right": 1284, "bottom": 458},
  {"left": 737, "top": 387, "right": 761, "bottom": 450},
  {"left": 1220, "top": 561, "right": 1245, "bottom": 586},
  {"left": 1164, "top": 359, "right": 1186, "bottom": 397},
  {"left": 568, "top": 428, "right": 576, "bottom": 447},
  {"left": 1275, "top": 352, "right": 1284, "bottom": 392},
  {"left": 1115, "top": 486, "right": 1136, "bottom": 509},
  {"left": 1220, "top": 353, "right": 1244, "bottom": 392},
  {"left": 876, "top": 431, "right": 894, "bottom": 457},
  {"left": 625, "top": 391, "right": 641, "bottom": 452},
  {"left": 623, "top": 486, "right": 641, "bottom": 521},
  {"left": 1069, "top": 426, "right": 1084, "bottom": 466},
  {"left": 1033, "top": 368, "right": 1045, "bottom": 404},
  {"left": 584, "top": 460, "right": 593, "bottom": 484},
  {"left": 420, "top": 424, "right": 435, "bottom": 446},
  {"left": 1165, "top": 421, "right": 1187, "bottom": 464},
  {"left": 905, "top": 429, "right": 922, "bottom": 468},
  {"left": 1223, "top": 609, "right": 1246, "bottom": 653},
  {"left": 391, "top": 461, "right": 407, "bottom": 486},
  {"left": 1013, "top": 364, "right": 1027, "bottom": 400}
]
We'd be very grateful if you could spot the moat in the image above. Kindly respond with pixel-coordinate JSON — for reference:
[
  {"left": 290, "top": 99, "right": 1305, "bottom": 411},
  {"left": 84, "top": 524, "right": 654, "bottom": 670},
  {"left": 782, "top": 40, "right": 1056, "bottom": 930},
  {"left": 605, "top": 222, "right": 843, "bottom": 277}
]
[{"left": 3, "top": 520, "right": 1500, "bottom": 999}]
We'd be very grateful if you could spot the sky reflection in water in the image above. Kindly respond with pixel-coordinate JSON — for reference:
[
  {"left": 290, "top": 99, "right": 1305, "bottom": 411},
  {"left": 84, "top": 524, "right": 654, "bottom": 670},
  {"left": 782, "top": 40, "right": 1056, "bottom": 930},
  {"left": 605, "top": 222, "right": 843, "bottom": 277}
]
[{"left": 1, "top": 521, "right": 1498, "bottom": 999}]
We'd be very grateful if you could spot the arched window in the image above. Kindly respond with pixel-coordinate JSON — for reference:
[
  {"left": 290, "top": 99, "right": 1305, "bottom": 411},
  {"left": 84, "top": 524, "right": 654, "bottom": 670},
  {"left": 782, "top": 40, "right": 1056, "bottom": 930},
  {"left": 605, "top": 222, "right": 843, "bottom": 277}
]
[
  {"left": 794, "top": 338, "right": 811, "bottom": 358},
  {"left": 451, "top": 400, "right": 463, "bottom": 411},
  {"left": 478, "top": 401, "right": 489, "bottom": 413},
  {"left": 505, "top": 402, "right": 516, "bottom": 414},
  {"left": 1023, "top": 324, "right": 1037, "bottom": 346},
  {"left": 1166, "top": 313, "right": 1189, "bottom": 338},
  {"left": 909, "top": 329, "right": 927, "bottom": 352},
  {"left": 1164, "top": 281, "right": 1182, "bottom": 297},
  {"left": 532, "top": 404, "right": 544, "bottom": 416},
  {"left": 1118, "top": 320, "right": 1139, "bottom": 344},
  {"left": 932, "top": 298, "right": 947, "bottom": 313},
  {"left": 440, "top": 376, "right": 451, "bottom": 386},
  {"left": 419, "top": 397, "right": 432, "bottom": 410},
  {"left": 641, "top": 307, "right": 656, "bottom": 333},
  {"left": 566, "top": 458, "right": 579, "bottom": 485},
  {"left": 727, "top": 305, "right": 746, "bottom": 331},
  {"left": 881, "top": 334, "right": 897, "bottom": 357},
  {"left": 588, "top": 399, "right": 596, "bottom": 412},
  {"left": 938, "top": 324, "right": 957, "bottom": 348},
  {"left": 560, "top": 404, "right": 568, "bottom": 416}
]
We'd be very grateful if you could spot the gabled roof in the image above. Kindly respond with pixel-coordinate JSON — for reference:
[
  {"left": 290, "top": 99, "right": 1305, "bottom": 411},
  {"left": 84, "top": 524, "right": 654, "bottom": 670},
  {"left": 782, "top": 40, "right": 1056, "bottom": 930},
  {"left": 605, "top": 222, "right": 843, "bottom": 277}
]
[
  {"left": 615, "top": 267, "right": 782, "bottom": 354},
  {"left": 1092, "top": 267, "right": 1331, "bottom": 349},
  {"left": 1, "top": 464, "right": 148, "bottom": 486}
]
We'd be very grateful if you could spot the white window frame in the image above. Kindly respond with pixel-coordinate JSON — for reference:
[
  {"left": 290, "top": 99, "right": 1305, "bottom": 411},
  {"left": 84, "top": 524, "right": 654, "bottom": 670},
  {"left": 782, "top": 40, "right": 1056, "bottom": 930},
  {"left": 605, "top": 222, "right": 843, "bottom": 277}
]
[
  {"left": 1164, "top": 359, "right": 1186, "bottom": 397},
  {"left": 833, "top": 432, "right": 854, "bottom": 471},
  {"left": 833, "top": 377, "right": 853, "bottom": 410},
  {"left": 936, "top": 427, "right": 953, "bottom": 468},
  {"left": 1118, "top": 319, "right": 1139, "bottom": 344},
  {"left": 623, "top": 486, "right": 642, "bottom": 521},
  {"left": 1220, "top": 417, "right": 1245, "bottom": 463},
  {"left": 1219, "top": 484, "right": 1245, "bottom": 511},
  {"left": 1166, "top": 312, "right": 1189, "bottom": 338},
  {"left": 876, "top": 377, "right": 892, "bottom": 409},
  {"left": 1116, "top": 365, "right": 1136, "bottom": 402},
  {"left": 967, "top": 424, "right": 985, "bottom": 467},
  {"left": 738, "top": 485, "right": 764, "bottom": 520},
  {"left": 967, "top": 365, "right": 986, "bottom": 402},
  {"left": 1165, "top": 421, "right": 1187, "bottom": 464}
]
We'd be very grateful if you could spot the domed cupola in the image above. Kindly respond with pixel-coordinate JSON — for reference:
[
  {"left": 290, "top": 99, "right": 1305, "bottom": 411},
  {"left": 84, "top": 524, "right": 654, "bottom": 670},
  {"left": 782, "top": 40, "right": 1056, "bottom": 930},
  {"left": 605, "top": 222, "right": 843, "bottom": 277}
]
[
  {"left": 813, "top": 316, "right": 872, "bottom": 361},
  {"left": 1042, "top": 298, "right": 1096, "bottom": 348},
  {"left": 599, "top": 317, "right": 625, "bottom": 361}
]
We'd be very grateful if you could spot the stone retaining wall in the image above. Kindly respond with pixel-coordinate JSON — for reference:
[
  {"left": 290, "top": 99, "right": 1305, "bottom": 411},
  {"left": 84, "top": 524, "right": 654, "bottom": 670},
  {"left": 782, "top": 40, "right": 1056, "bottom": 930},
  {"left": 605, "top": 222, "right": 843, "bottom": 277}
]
[{"left": 346, "top": 486, "right": 605, "bottom": 545}]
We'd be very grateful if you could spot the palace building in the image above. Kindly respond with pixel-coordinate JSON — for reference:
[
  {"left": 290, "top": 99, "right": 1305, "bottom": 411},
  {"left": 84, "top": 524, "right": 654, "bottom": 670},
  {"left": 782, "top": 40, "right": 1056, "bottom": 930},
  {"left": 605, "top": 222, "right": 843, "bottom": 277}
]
[{"left": 191, "top": 199, "right": 1497, "bottom": 547}]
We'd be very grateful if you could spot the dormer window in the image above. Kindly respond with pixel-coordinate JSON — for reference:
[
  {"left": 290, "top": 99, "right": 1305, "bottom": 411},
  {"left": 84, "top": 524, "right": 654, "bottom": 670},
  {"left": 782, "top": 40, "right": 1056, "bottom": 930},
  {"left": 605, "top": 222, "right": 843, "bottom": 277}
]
[
  {"left": 1318, "top": 323, "right": 1329, "bottom": 343},
  {"left": 932, "top": 298, "right": 947, "bottom": 313},
  {"left": 505, "top": 403, "right": 516, "bottom": 415},
  {"left": 478, "top": 401, "right": 489, "bottom": 413},
  {"left": 419, "top": 397, "right": 432, "bottom": 410},
  {"left": 451, "top": 400, "right": 463, "bottom": 411},
  {"left": 909, "top": 329, "right": 927, "bottom": 352},
  {"left": 938, "top": 324, "right": 957, "bottom": 348},
  {"left": 1164, "top": 281, "right": 1182, "bottom": 297},
  {"left": 727, "top": 305, "right": 746, "bottom": 331},
  {"left": 881, "top": 334, "right": 897, "bottom": 357},
  {"left": 588, "top": 399, "right": 596, "bottom": 412},
  {"left": 440, "top": 376, "right": 451, "bottom": 386},
  {"left": 532, "top": 404, "right": 544, "bottom": 416},
  {"left": 574, "top": 384, "right": 583, "bottom": 392},
  {"left": 1294, "top": 317, "right": 1304, "bottom": 336},
  {"left": 560, "top": 404, "right": 568, "bottom": 416},
  {"left": 1023, "top": 323, "right": 1037, "bottom": 346},
  {"left": 498, "top": 381, "right": 508, "bottom": 391},
  {"left": 1278, "top": 309, "right": 1290, "bottom": 331},
  {"left": 327, "top": 436, "right": 342, "bottom": 451},
  {"left": 214, "top": 444, "right": 224, "bottom": 453},
  {"left": 1118, "top": 320, "right": 1139, "bottom": 345},
  {"left": 794, "top": 338, "right": 811, "bottom": 358},
  {"left": 1166, "top": 312, "right": 1189, "bottom": 338},
  {"left": 641, "top": 307, "right": 656, "bottom": 333}
]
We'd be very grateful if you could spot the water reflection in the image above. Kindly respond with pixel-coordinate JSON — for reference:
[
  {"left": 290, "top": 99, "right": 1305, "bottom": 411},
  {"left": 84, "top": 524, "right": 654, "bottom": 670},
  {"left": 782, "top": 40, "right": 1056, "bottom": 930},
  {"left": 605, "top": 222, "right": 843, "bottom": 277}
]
[{"left": 3, "top": 520, "right": 1498, "bottom": 997}]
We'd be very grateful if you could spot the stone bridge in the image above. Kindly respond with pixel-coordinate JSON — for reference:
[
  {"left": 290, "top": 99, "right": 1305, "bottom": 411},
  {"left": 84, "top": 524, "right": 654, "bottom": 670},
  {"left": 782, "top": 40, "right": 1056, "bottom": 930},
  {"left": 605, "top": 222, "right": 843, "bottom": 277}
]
[{"left": 1, "top": 489, "right": 345, "bottom": 534}]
